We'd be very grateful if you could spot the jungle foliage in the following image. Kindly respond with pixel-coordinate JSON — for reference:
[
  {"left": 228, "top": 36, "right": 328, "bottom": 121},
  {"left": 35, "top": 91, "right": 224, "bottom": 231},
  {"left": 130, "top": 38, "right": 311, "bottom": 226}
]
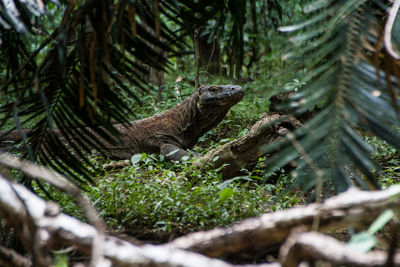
[
  {"left": 0, "top": 0, "right": 400, "bottom": 195},
  {"left": 264, "top": 0, "right": 400, "bottom": 194}
]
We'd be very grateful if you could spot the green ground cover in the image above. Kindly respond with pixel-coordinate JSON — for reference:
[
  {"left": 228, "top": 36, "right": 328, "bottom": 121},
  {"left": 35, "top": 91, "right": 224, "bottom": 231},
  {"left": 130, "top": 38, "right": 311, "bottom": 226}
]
[{"left": 29, "top": 73, "right": 400, "bottom": 242}]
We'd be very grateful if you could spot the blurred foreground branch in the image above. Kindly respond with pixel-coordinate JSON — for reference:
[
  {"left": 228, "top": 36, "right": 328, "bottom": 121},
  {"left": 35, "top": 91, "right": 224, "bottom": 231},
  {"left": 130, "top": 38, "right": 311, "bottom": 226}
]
[
  {"left": 280, "top": 231, "right": 400, "bottom": 267},
  {"left": 165, "top": 186, "right": 400, "bottom": 257},
  {"left": 1, "top": 153, "right": 400, "bottom": 266}
]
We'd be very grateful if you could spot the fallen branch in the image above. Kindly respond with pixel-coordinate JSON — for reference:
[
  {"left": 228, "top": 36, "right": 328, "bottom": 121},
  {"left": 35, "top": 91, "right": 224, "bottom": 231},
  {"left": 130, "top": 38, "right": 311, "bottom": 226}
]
[
  {"left": 0, "top": 153, "right": 107, "bottom": 266},
  {"left": 0, "top": 173, "right": 277, "bottom": 267},
  {"left": 279, "top": 231, "right": 400, "bottom": 267},
  {"left": 2, "top": 153, "right": 400, "bottom": 266},
  {"left": 194, "top": 113, "right": 301, "bottom": 178},
  {"left": 165, "top": 186, "right": 400, "bottom": 257}
]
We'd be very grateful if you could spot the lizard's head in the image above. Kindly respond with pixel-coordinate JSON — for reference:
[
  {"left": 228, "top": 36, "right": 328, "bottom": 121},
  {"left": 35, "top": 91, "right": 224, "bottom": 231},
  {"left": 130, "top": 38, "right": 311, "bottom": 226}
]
[{"left": 196, "top": 85, "right": 244, "bottom": 109}]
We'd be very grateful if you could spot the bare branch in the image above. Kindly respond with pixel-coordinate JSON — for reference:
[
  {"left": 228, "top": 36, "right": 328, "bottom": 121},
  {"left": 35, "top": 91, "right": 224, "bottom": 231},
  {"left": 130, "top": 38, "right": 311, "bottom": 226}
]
[
  {"left": 0, "top": 174, "right": 277, "bottom": 267},
  {"left": 0, "top": 153, "right": 106, "bottom": 266},
  {"left": 193, "top": 113, "right": 302, "bottom": 178},
  {"left": 279, "top": 231, "right": 400, "bottom": 267},
  {"left": 285, "top": 131, "right": 323, "bottom": 231},
  {"left": 3, "top": 153, "right": 400, "bottom": 266},
  {"left": 165, "top": 186, "right": 400, "bottom": 257}
]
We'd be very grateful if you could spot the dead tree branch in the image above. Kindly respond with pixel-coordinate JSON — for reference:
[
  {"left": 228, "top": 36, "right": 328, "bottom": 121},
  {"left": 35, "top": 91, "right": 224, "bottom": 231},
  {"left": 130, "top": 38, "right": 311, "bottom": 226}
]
[
  {"left": 279, "top": 231, "right": 400, "bottom": 267},
  {"left": 0, "top": 153, "right": 107, "bottom": 266},
  {"left": 2, "top": 153, "right": 400, "bottom": 266},
  {"left": 165, "top": 186, "right": 400, "bottom": 257},
  {"left": 193, "top": 113, "right": 302, "bottom": 178},
  {"left": 0, "top": 173, "right": 277, "bottom": 267}
]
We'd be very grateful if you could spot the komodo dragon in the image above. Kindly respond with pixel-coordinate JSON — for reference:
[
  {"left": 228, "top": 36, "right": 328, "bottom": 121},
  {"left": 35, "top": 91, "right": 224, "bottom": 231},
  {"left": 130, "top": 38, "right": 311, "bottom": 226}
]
[{"left": 0, "top": 85, "right": 244, "bottom": 161}]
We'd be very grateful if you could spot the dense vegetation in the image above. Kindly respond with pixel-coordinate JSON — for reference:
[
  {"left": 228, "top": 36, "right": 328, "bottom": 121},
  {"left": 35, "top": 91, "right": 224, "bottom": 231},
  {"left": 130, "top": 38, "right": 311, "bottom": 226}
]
[
  {"left": 1, "top": 0, "right": 400, "bottom": 265},
  {"left": 33, "top": 75, "right": 302, "bottom": 239}
]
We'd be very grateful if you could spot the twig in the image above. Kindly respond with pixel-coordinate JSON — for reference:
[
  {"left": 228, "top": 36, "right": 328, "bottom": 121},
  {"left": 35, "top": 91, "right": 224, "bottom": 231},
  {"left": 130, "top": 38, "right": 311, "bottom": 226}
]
[
  {"left": 103, "top": 160, "right": 131, "bottom": 170},
  {"left": 285, "top": 131, "right": 324, "bottom": 231},
  {"left": 194, "top": 29, "right": 200, "bottom": 88},
  {"left": 205, "top": 38, "right": 216, "bottom": 73}
]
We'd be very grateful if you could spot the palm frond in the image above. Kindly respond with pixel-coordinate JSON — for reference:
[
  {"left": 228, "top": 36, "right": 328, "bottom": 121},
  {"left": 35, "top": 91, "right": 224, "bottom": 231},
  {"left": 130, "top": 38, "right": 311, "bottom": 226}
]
[
  {"left": 264, "top": 0, "right": 400, "bottom": 193},
  {"left": 0, "top": 0, "right": 224, "bottom": 184}
]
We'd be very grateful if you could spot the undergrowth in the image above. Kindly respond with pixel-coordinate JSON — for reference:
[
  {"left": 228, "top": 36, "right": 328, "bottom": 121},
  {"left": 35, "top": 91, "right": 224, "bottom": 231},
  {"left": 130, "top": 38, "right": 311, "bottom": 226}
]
[
  {"left": 366, "top": 133, "right": 400, "bottom": 187},
  {"left": 31, "top": 73, "right": 304, "bottom": 239},
  {"left": 22, "top": 72, "right": 400, "bottom": 240},
  {"left": 34, "top": 154, "right": 298, "bottom": 240}
]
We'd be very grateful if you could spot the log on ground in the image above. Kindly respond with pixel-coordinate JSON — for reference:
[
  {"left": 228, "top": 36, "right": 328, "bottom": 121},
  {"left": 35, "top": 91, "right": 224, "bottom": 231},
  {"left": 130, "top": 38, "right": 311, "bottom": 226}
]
[
  {"left": 165, "top": 186, "right": 400, "bottom": 257},
  {"left": 193, "top": 113, "right": 302, "bottom": 178}
]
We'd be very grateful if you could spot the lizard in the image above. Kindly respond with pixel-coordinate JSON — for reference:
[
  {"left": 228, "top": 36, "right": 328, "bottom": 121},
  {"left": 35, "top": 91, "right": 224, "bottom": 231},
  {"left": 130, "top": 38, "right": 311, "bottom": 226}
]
[{"left": 0, "top": 85, "right": 244, "bottom": 161}]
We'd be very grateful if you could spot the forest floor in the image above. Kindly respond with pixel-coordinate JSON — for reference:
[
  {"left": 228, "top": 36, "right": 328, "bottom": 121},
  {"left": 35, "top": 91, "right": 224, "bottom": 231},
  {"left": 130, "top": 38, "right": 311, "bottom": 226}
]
[
  {"left": 0, "top": 71, "right": 398, "bottom": 265},
  {"left": 30, "top": 73, "right": 400, "bottom": 249}
]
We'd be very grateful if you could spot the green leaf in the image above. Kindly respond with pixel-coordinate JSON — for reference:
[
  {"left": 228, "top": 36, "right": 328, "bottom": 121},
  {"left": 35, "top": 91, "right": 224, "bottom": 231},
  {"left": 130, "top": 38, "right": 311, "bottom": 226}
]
[
  {"left": 219, "top": 188, "right": 234, "bottom": 202},
  {"left": 348, "top": 231, "right": 376, "bottom": 253},
  {"left": 368, "top": 209, "right": 394, "bottom": 235},
  {"left": 130, "top": 154, "right": 143, "bottom": 165},
  {"left": 0, "top": 0, "right": 227, "bottom": 185},
  {"left": 264, "top": 0, "right": 400, "bottom": 194},
  {"left": 348, "top": 209, "right": 394, "bottom": 253},
  {"left": 181, "top": 156, "right": 190, "bottom": 161}
]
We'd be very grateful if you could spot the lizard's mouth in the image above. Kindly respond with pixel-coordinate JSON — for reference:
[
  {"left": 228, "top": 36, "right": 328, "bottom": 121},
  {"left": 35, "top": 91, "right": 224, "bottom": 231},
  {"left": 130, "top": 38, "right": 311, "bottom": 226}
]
[
  {"left": 199, "top": 85, "right": 244, "bottom": 107},
  {"left": 216, "top": 90, "right": 244, "bottom": 106}
]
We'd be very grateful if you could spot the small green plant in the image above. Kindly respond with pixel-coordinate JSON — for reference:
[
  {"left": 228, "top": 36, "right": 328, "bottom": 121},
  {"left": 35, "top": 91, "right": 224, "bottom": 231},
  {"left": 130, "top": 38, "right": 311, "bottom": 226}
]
[
  {"left": 365, "top": 134, "right": 400, "bottom": 187},
  {"left": 52, "top": 252, "right": 69, "bottom": 267}
]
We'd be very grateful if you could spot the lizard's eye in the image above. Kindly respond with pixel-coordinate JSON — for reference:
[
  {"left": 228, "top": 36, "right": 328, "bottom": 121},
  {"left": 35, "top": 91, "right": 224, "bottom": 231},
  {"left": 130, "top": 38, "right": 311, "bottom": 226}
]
[{"left": 209, "top": 86, "right": 219, "bottom": 94}]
